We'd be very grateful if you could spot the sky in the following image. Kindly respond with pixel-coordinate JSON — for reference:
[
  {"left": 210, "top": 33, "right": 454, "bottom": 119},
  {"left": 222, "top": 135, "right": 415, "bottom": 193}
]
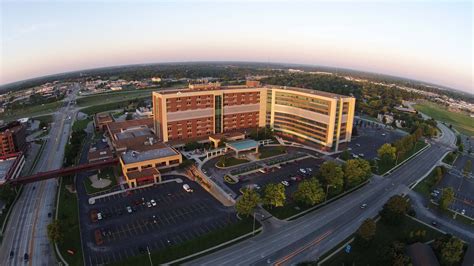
[{"left": 0, "top": 1, "right": 472, "bottom": 92}]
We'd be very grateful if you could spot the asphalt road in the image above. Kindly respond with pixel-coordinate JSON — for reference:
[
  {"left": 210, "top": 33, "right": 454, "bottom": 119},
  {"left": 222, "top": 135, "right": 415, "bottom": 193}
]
[
  {"left": 188, "top": 122, "right": 456, "bottom": 266},
  {"left": 0, "top": 85, "right": 79, "bottom": 265}
]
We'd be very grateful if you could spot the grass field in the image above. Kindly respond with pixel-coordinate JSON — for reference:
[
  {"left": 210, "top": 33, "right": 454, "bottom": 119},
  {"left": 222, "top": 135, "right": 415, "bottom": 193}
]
[
  {"left": 57, "top": 176, "right": 83, "bottom": 266},
  {"left": 0, "top": 101, "right": 62, "bottom": 122},
  {"left": 77, "top": 89, "right": 154, "bottom": 107},
  {"left": 414, "top": 102, "right": 474, "bottom": 136}
]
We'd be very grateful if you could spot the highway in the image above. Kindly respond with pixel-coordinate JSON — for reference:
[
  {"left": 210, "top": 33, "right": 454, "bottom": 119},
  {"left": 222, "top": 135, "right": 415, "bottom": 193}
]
[
  {"left": 188, "top": 123, "right": 456, "bottom": 266},
  {"left": 0, "top": 85, "right": 79, "bottom": 265}
]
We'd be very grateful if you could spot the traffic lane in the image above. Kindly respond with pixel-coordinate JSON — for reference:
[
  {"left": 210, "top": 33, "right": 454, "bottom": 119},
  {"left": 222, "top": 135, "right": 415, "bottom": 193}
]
[
  {"left": 271, "top": 182, "right": 404, "bottom": 265},
  {"left": 226, "top": 157, "right": 322, "bottom": 195},
  {"left": 190, "top": 169, "right": 392, "bottom": 265},
  {"left": 188, "top": 145, "right": 446, "bottom": 265}
]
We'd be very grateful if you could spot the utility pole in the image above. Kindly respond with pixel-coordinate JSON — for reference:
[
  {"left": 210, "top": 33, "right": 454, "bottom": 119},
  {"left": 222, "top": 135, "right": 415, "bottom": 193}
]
[{"left": 147, "top": 246, "right": 153, "bottom": 266}]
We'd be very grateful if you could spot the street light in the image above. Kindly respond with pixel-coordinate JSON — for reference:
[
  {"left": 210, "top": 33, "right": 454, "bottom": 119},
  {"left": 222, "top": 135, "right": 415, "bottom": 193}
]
[
  {"left": 146, "top": 246, "right": 153, "bottom": 266},
  {"left": 325, "top": 185, "right": 335, "bottom": 202}
]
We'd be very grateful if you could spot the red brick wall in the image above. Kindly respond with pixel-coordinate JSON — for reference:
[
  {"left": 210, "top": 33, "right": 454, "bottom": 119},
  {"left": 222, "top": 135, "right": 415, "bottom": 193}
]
[
  {"left": 223, "top": 92, "right": 260, "bottom": 106},
  {"left": 223, "top": 112, "right": 259, "bottom": 132},
  {"left": 167, "top": 117, "right": 214, "bottom": 140}
]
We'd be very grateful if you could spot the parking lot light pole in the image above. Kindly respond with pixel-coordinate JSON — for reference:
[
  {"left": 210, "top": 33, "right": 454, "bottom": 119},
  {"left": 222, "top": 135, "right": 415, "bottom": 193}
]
[
  {"left": 325, "top": 185, "right": 334, "bottom": 202},
  {"left": 146, "top": 246, "right": 153, "bottom": 266}
]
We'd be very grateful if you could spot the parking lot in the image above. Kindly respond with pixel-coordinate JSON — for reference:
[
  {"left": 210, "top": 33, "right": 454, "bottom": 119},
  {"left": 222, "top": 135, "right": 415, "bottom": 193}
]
[
  {"left": 81, "top": 177, "right": 237, "bottom": 265},
  {"left": 226, "top": 157, "right": 324, "bottom": 197},
  {"left": 346, "top": 119, "right": 406, "bottom": 160},
  {"left": 434, "top": 154, "right": 474, "bottom": 218}
]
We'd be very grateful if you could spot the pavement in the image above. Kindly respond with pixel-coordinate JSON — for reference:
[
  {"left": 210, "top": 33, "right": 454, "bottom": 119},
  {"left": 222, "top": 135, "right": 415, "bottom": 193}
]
[
  {"left": 187, "top": 122, "right": 457, "bottom": 266},
  {"left": 0, "top": 84, "right": 80, "bottom": 265}
]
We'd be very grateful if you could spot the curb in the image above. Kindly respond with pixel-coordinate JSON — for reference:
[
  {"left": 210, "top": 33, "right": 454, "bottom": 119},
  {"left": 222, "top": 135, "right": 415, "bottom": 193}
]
[{"left": 54, "top": 177, "right": 69, "bottom": 266}]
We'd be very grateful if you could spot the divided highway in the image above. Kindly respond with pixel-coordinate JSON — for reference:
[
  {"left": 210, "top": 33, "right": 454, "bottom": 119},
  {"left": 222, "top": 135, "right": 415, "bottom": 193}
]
[{"left": 0, "top": 86, "right": 79, "bottom": 266}]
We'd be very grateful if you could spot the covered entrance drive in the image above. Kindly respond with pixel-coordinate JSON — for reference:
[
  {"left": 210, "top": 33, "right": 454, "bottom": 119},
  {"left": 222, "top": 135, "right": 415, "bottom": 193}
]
[{"left": 225, "top": 139, "right": 259, "bottom": 157}]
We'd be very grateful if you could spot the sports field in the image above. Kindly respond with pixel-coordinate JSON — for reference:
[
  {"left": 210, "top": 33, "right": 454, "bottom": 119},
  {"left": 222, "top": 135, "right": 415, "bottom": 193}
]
[{"left": 415, "top": 102, "right": 474, "bottom": 136}]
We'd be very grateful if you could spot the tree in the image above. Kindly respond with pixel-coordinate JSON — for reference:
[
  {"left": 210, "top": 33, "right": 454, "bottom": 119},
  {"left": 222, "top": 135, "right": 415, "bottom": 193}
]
[
  {"left": 47, "top": 220, "right": 63, "bottom": 243},
  {"left": 340, "top": 149, "right": 351, "bottom": 161},
  {"left": 377, "top": 143, "right": 397, "bottom": 164},
  {"left": 458, "top": 143, "right": 464, "bottom": 152},
  {"left": 319, "top": 161, "right": 344, "bottom": 194},
  {"left": 463, "top": 160, "right": 472, "bottom": 177},
  {"left": 440, "top": 187, "right": 455, "bottom": 210},
  {"left": 218, "top": 156, "right": 227, "bottom": 167},
  {"left": 433, "top": 235, "right": 464, "bottom": 265},
  {"left": 0, "top": 184, "right": 16, "bottom": 201},
  {"left": 380, "top": 195, "right": 409, "bottom": 225},
  {"left": 343, "top": 159, "right": 372, "bottom": 188},
  {"left": 235, "top": 188, "right": 260, "bottom": 217},
  {"left": 293, "top": 178, "right": 325, "bottom": 206},
  {"left": 263, "top": 183, "right": 286, "bottom": 208},
  {"left": 355, "top": 218, "right": 376, "bottom": 245}
]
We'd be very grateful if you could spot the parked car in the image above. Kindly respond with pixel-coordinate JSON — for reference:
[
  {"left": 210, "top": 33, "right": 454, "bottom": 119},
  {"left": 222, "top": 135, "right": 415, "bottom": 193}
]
[
  {"left": 24, "top": 253, "right": 29, "bottom": 262},
  {"left": 126, "top": 206, "right": 132, "bottom": 213},
  {"left": 281, "top": 181, "right": 290, "bottom": 187},
  {"left": 461, "top": 209, "right": 466, "bottom": 215},
  {"left": 146, "top": 202, "right": 152, "bottom": 208},
  {"left": 183, "top": 184, "right": 193, "bottom": 193},
  {"left": 97, "top": 212, "right": 103, "bottom": 220},
  {"left": 299, "top": 168, "right": 307, "bottom": 174},
  {"left": 151, "top": 199, "right": 157, "bottom": 207},
  {"left": 360, "top": 203, "right": 368, "bottom": 209},
  {"left": 358, "top": 153, "right": 365, "bottom": 157},
  {"left": 431, "top": 221, "right": 438, "bottom": 226}
]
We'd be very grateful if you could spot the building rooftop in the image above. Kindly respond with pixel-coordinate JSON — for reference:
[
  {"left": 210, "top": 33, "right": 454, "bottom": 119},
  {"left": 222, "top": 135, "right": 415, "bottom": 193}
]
[
  {"left": 406, "top": 242, "right": 439, "bottom": 266},
  {"left": 226, "top": 139, "right": 259, "bottom": 152},
  {"left": 153, "top": 84, "right": 352, "bottom": 99},
  {"left": 107, "top": 118, "right": 154, "bottom": 138},
  {"left": 121, "top": 144, "right": 179, "bottom": 164},
  {"left": 127, "top": 167, "right": 160, "bottom": 180}
]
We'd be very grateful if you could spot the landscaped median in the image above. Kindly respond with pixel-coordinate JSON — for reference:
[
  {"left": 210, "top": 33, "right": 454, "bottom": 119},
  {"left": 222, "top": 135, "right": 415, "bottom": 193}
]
[
  {"left": 110, "top": 217, "right": 261, "bottom": 265},
  {"left": 54, "top": 175, "right": 83, "bottom": 265}
]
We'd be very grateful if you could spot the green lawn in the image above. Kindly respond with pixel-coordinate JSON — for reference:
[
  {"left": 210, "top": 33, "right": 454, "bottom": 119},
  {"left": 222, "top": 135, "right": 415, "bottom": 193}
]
[
  {"left": 33, "top": 114, "right": 54, "bottom": 124},
  {"left": 79, "top": 97, "right": 148, "bottom": 115},
  {"left": 56, "top": 176, "right": 83, "bottom": 266},
  {"left": 414, "top": 102, "right": 474, "bottom": 136},
  {"left": 442, "top": 151, "right": 457, "bottom": 165},
  {"left": 321, "top": 216, "right": 444, "bottom": 266},
  {"left": 0, "top": 101, "right": 62, "bottom": 122},
  {"left": 83, "top": 167, "right": 118, "bottom": 194},
  {"left": 111, "top": 218, "right": 258, "bottom": 265},
  {"left": 258, "top": 146, "right": 286, "bottom": 159},
  {"left": 216, "top": 157, "right": 249, "bottom": 168},
  {"left": 77, "top": 89, "right": 154, "bottom": 107},
  {"left": 413, "top": 166, "right": 445, "bottom": 197},
  {"left": 72, "top": 118, "right": 92, "bottom": 132}
]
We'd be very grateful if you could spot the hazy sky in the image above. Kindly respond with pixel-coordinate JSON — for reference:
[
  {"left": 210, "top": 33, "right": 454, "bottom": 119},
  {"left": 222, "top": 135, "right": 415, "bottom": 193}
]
[{"left": 1, "top": 1, "right": 472, "bottom": 92}]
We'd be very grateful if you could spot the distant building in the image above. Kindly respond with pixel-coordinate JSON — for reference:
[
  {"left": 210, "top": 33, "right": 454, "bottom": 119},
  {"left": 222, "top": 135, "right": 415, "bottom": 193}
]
[
  {"left": 151, "top": 77, "right": 162, "bottom": 83},
  {"left": 0, "top": 121, "right": 27, "bottom": 160}
]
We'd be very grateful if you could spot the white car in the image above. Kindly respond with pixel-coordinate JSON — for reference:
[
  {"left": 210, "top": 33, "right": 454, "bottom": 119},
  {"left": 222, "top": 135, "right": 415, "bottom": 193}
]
[
  {"left": 126, "top": 206, "right": 132, "bottom": 213},
  {"left": 150, "top": 199, "right": 157, "bottom": 207},
  {"left": 461, "top": 209, "right": 466, "bottom": 215},
  {"left": 183, "top": 184, "right": 193, "bottom": 193},
  {"left": 299, "top": 168, "right": 307, "bottom": 174},
  {"left": 146, "top": 202, "right": 152, "bottom": 208},
  {"left": 97, "top": 212, "right": 103, "bottom": 220},
  {"left": 281, "top": 181, "right": 290, "bottom": 187}
]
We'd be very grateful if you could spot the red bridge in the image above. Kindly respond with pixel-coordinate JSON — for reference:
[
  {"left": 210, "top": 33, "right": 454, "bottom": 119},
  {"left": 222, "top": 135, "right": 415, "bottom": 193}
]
[{"left": 8, "top": 158, "right": 119, "bottom": 185}]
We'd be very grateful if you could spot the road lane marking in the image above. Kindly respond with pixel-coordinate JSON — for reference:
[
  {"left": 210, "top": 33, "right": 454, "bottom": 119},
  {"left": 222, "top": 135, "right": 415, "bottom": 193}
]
[{"left": 274, "top": 230, "right": 333, "bottom": 266}]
